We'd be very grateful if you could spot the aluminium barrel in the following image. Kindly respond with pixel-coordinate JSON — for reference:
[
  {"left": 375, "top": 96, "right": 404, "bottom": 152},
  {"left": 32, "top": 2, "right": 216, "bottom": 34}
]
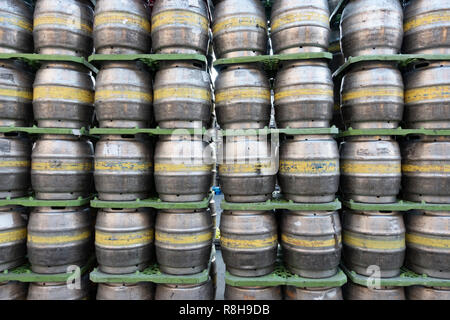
[
  {"left": 96, "top": 282, "right": 155, "bottom": 300},
  {"left": 224, "top": 285, "right": 282, "bottom": 300},
  {"left": 406, "top": 286, "right": 450, "bottom": 300},
  {"left": 0, "top": 206, "right": 27, "bottom": 272},
  {"left": 27, "top": 274, "right": 90, "bottom": 300},
  {"left": 0, "top": 281, "right": 28, "bottom": 300},
  {"left": 343, "top": 282, "right": 405, "bottom": 300},
  {"left": 0, "top": 0, "right": 33, "bottom": 53},
  {"left": 284, "top": 286, "right": 343, "bottom": 300},
  {"left": 155, "top": 280, "right": 214, "bottom": 300}
]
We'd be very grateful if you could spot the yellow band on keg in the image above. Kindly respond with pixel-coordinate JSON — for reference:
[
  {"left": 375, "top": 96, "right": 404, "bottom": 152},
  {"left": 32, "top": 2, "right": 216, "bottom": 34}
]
[
  {"left": 95, "top": 161, "right": 153, "bottom": 171},
  {"left": 402, "top": 163, "right": 450, "bottom": 173},
  {"left": 34, "top": 87, "right": 94, "bottom": 104},
  {"left": 28, "top": 230, "right": 91, "bottom": 244},
  {"left": 343, "top": 231, "right": 405, "bottom": 250},
  {"left": 340, "top": 161, "right": 401, "bottom": 174},
  {"left": 405, "top": 86, "right": 450, "bottom": 104},
  {"left": 155, "top": 163, "right": 212, "bottom": 172},
  {"left": 34, "top": 15, "right": 93, "bottom": 33},
  {"left": 342, "top": 88, "right": 404, "bottom": 102},
  {"left": 0, "top": 160, "right": 30, "bottom": 168},
  {"left": 154, "top": 87, "right": 211, "bottom": 101},
  {"left": 0, "top": 15, "right": 33, "bottom": 32},
  {"left": 406, "top": 233, "right": 450, "bottom": 249},
  {"left": 155, "top": 231, "right": 212, "bottom": 244},
  {"left": 218, "top": 162, "right": 274, "bottom": 174},
  {"left": 274, "top": 88, "right": 333, "bottom": 100},
  {"left": 0, "top": 228, "right": 26, "bottom": 244},
  {"left": 281, "top": 234, "right": 341, "bottom": 248},
  {"left": 271, "top": 11, "right": 329, "bottom": 31},
  {"left": 152, "top": 11, "right": 208, "bottom": 30},
  {"left": 0, "top": 88, "right": 33, "bottom": 100},
  {"left": 32, "top": 161, "right": 93, "bottom": 171},
  {"left": 95, "top": 90, "right": 152, "bottom": 102},
  {"left": 212, "top": 16, "right": 267, "bottom": 34},
  {"left": 404, "top": 11, "right": 450, "bottom": 32},
  {"left": 328, "top": 42, "right": 341, "bottom": 54},
  {"left": 215, "top": 88, "right": 270, "bottom": 103},
  {"left": 95, "top": 12, "right": 151, "bottom": 32},
  {"left": 279, "top": 160, "right": 338, "bottom": 174},
  {"left": 96, "top": 230, "right": 154, "bottom": 246},
  {"left": 220, "top": 234, "right": 277, "bottom": 249}
]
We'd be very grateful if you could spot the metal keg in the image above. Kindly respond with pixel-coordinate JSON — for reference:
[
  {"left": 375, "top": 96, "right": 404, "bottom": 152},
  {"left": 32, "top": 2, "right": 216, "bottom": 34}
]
[
  {"left": 405, "top": 210, "right": 450, "bottom": 279},
  {"left": 0, "top": 60, "right": 33, "bottom": 127},
  {"left": 224, "top": 285, "right": 282, "bottom": 300},
  {"left": 96, "top": 282, "right": 155, "bottom": 300},
  {"left": 33, "top": 62, "right": 95, "bottom": 129},
  {"left": 401, "top": 136, "right": 450, "bottom": 203},
  {"left": 0, "top": 0, "right": 33, "bottom": 53},
  {"left": 220, "top": 210, "right": 277, "bottom": 277},
  {"left": 95, "top": 208, "right": 155, "bottom": 274},
  {"left": 0, "top": 281, "right": 28, "bottom": 300},
  {"left": 0, "top": 206, "right": 27, "bottom": 272},
  {"left": 214, "top": 64, "right": 271, "bottom": 129},
  {"left": 27, "top": 206, "right": 93, "bottom": 274},
  {"left": 403, "top": 0, "right": 450, "bottom": 54},
  {"left": 27, "top": 274, "right": 90, "bottom": 300},
  {"left": 406, "top": 286, "right": 450, "bottom": 300},
  {"left": 31, "top": 135, "right": 94, "bottom": 200},
  {"left": 342, "top": 210, "right": 405, "bottom": 277},
  {"left": 155, "top": 209, "right": 213, "bottom": 275},
  {"left": 341, "top": 62, "right": 404, "bottom": 129},
  {"left": 340, "top": 0, "right": 403, "bottom": 57},
  {"left": 155, "top": 280, "right": 214, "bottom": 300},
  {"left": 151, "top": 0, "right": 209, "bottom": 55},
  {"left": 153, "top": 61, "right": 211, "bottom": 129},
  {"left": 344, "top": 282, "right": 405, "bottom": 300},
  {"left": 212, "top": 0, "right": 268, "bottom": 58},
  {"left": 95, "top": 61, "right": 153, "bottom": 128},
  {"left": 278, "top": 135, "right": 339, "bottom": 203},
  {"left": 0, "top": 133, "right": 31, "bottom": 199},
  {"left": 94, "top": 0, "right": 151, "bottom": 54},
  {"left": 340, "top": 136, "right": 402, "bottom": 203},
  {"left": 154, "top": 135, "right": 213, "bottom": 202},
  {"left": 281, "top": 210, "right": 341, "bottom": 278},
  {"left": 274, "top": 61, "right": 333, "bottom": 128},
  {"left": 404, "top": 61, "right": 450, "bottom": 129},
  {"left": 218, "top": 135, "right": 277, "bottom": 202},
  {"left": 33, "top": 0, "right": 94, "bottom": 57},
  {"left": 271, "top": 0, "right": 330, "bottom": 54},
  {"left": 94, "top": 135, "right": 154, "bottom": 201},
  {"left": 284, "top": 286, "right": 343, "bottom": 300}
]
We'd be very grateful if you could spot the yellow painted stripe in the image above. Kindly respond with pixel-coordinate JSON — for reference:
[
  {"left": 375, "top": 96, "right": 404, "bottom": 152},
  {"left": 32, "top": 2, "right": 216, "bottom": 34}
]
[
  {"left": 406, "top": 233, "right": 450, "bottom": 249},
  {"left": 342, "top": 88, "right": 404, "bottom": 102},
  {"left": 271, "top": 11, "right": 329, "bottom": 31},
  {"left": 28, "top": 230, "right": 91, "bottom": 244},
  {"left": 220, "top": 234, "right": 277, "bottom": 249},
  {"left": 154, "top": 87, "right": 211, "bottom": 101},
  {"left": 34, "top": 87, "right": 94, "bottom": 104},
  {"left": 96, "top": 230, "right": 154, "bottom": 246},
  {"left": 328, "top": 42, "right": 341, "bottom": 53},
  {"left": 402, "top": 163, "right": 450, "bottom": 173},
  {"left": 281, "top": 234, "right": 341, "bottom": 248},
  {"left": 341, "top": 162, "right": 401, "bottom": 174},
  {"left": 218, "top": 162, "right": 274, "bottom": 174},
  {"left": 95, "top": 161, "right": 153, "bottom": 171},
  {"left": 34, "top": 15, "right": 92, "bottom": 33},
  {"left": 95, "top": 12, "right": 151, "bottom": 32},
  {"left": 404, "top": 11, "right": 450, "bottom": 32},
  {"left": 279, "top": 160, "right": 338, "bottom": 174},
  {"left": 405, "top": 86, "right": 450, "bottom": 104},
  {"left": 212, "top": 16, "right": 267, "bottom": 34},
  {"left": 152, "top": 10, "right": 208, "bottom": 30},
  {"left": 215, "top": 88, "right": 270, "bottom": 103},
  {"left": 155, "top": 231, "right": 212, "bottom": 244},
  {"left": 0, "top": 228, "right": 26, "bottom": 244},
  {"left": 275, "top": 88, "right": 333, "bottom": 100},
  {"left": 95, "top": 90, "right": 152, "bottom": 102},
  {"left": 0, "top": 15, "right": 32, "bottom": 32},
  {"left": 155, "top": 163, "right": 213, "bottom": 172},
  {"left": 0, "top": 160, "right": 30, "bottom": 168},
  {"left": 343, "top": 231, "right": 405, "bottom": 250},
  {"left": 32, "top": 161, "right": 93, "bottom": 171},
  {"left": 0, "top": 88, "right": 32, "bottom": 100}
]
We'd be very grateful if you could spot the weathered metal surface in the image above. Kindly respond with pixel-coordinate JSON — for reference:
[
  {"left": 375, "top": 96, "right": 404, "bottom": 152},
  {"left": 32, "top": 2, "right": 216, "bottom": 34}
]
[
  {"left": 0, "top": 0, "right": 33, "bottom": 53},
  {"left": 0, "top": 206, "right": 27, "bottom": 272},
  {"left": 96, "top": 282, "right": 155, "bottom": 300}
]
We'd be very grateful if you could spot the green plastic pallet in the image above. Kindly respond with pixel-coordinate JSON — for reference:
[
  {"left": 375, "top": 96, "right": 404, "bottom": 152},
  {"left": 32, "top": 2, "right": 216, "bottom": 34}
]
[
  {"left": 90, "top": 192, "right": 214, "bottom": 209},
  {"left": 219, "top": 127, "right": 339, "bottom": 136},
  {"left": 221, "top": 198, "right": 341, "bottom": 211},
  {"left": 0, "top": 257, "right": 95, "bottom": 283},
  {"left": 342, "top": 265, "right": 450, "bottom": 287},
  {"left": 0, "top": 196, "right": 93, "bottom": 207},
  {"left": 339, "top": 127, "right": 450, "bottom": 138},
  {"left": 343, "top": 199, "right": 450, "bottom": 212},
  {"left": 0, "top": 126, "right": 90, "bottom": 136},
  {"left": 225, "top": 263, "right": 347, "bottom": 288},
  {"left": 89, "top": 127, "right": 212, "bottom": 136}
]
